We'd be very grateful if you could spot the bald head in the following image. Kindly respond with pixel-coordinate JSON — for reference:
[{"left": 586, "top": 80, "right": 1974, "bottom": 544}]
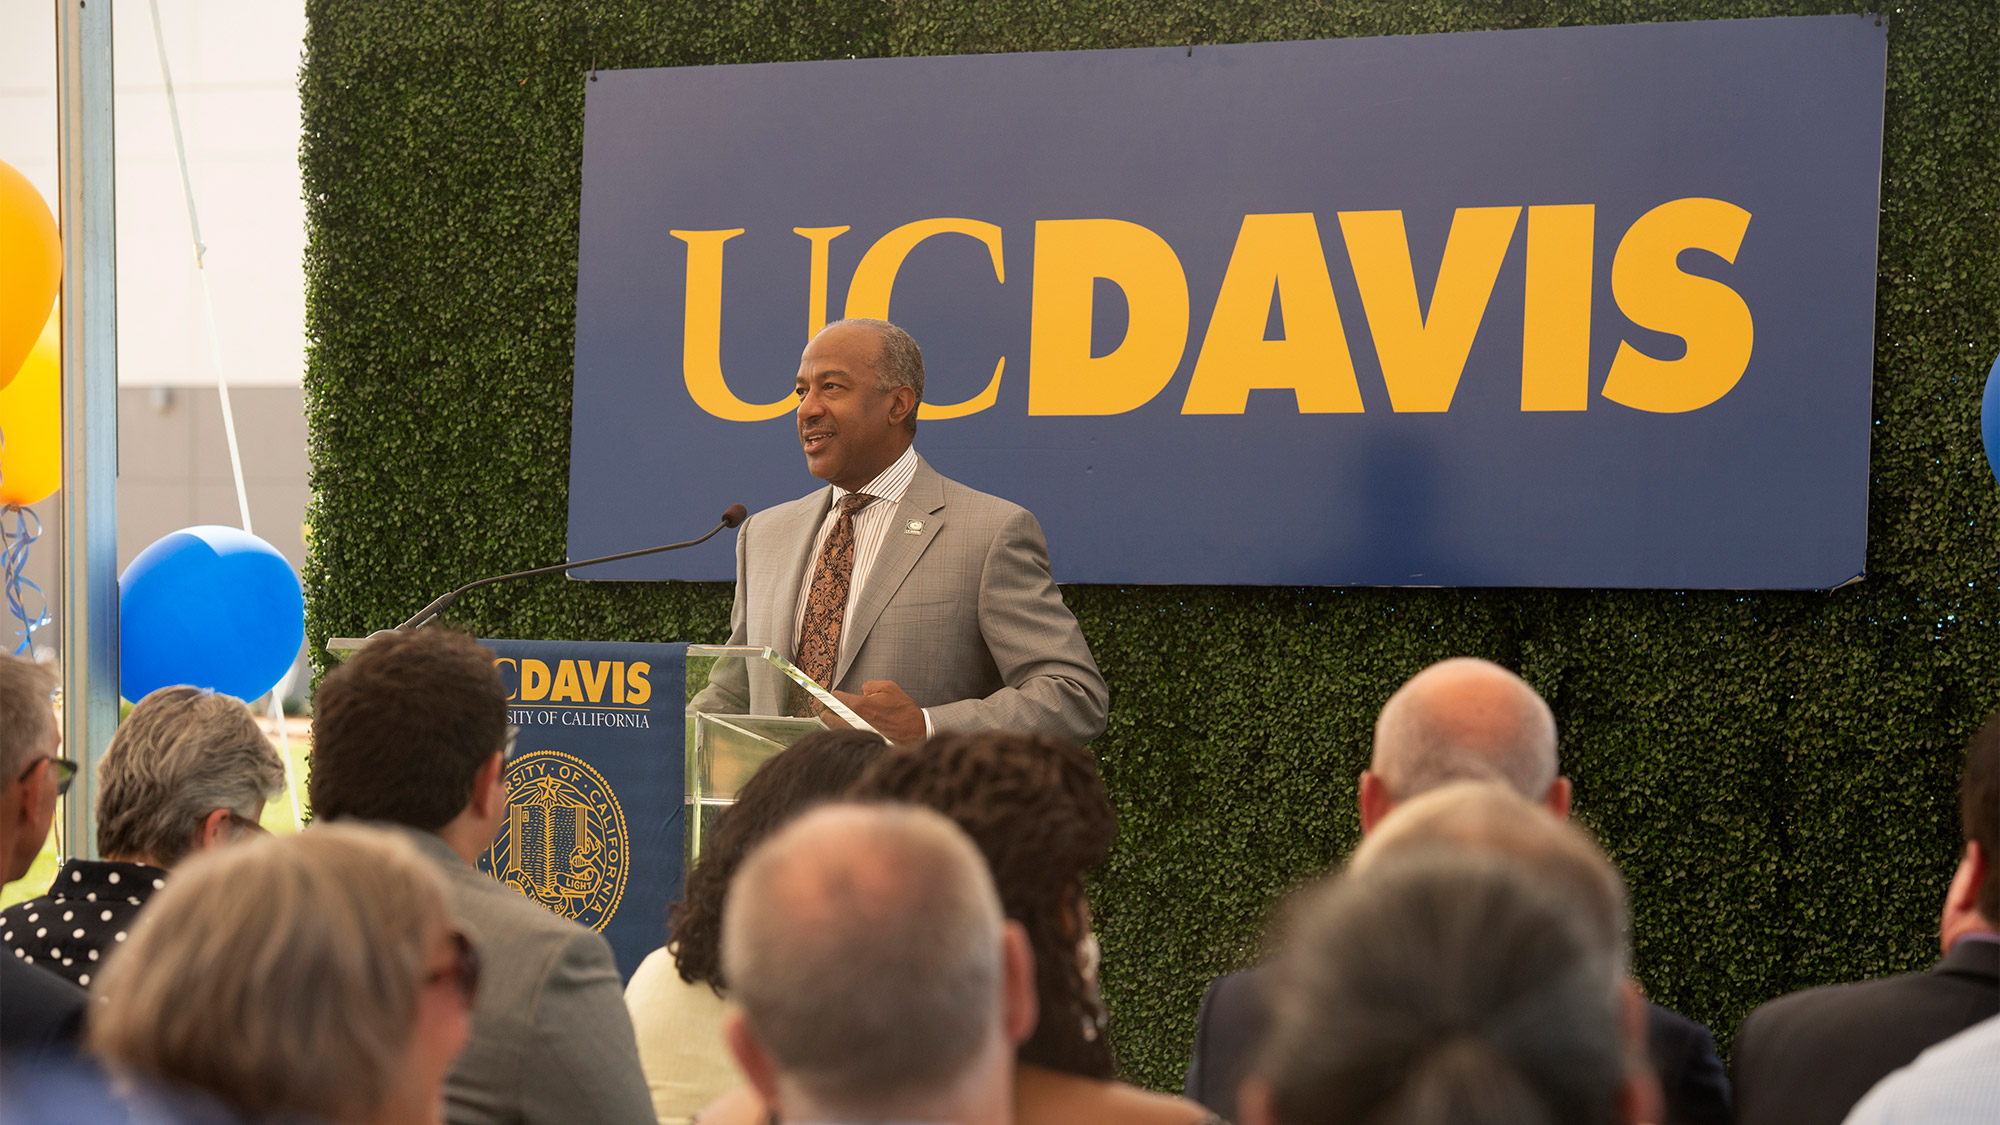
[
  {"left": 722, "top": 803, "right": 1007, "bottom": 1114},
  {"left": 1370, "top": 658, "right": 1559, "bottom": 805}
]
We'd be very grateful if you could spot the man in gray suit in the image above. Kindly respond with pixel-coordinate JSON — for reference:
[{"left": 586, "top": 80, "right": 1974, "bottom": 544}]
[
  {"left": 310, "top": 628, "right": 654, "bottom": 1125},
  {"left": 710, "top": 318, "right": 1106, "bottom": 745}
]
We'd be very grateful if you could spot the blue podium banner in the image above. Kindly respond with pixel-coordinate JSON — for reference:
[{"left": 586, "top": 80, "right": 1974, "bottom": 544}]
[
  {"left": 568, "top": 17, "right": 1887, "bottom": 588},
  {"left": 475, "top": 639, "right": 685, "bottom": 981}
]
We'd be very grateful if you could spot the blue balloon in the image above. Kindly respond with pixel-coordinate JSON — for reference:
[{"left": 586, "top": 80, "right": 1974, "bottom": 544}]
[
  {"left": 1982, "top": 352, "right": 2000, "bottom": 487},
  {"left": 119, "top": 525, "right": 304, "bottom": 703}
]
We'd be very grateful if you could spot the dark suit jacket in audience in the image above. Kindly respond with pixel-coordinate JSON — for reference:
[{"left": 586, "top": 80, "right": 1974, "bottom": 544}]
[
  {"left": 0, "top": 956, "right": 87, "bottom": 1057},
  {"left": 1645, "top": 1002, "right": 1732, "bottom": 1125},
  {"left": 1730, "top": 937, "right": 2000, "bottom": 1125},
  {"left": 1183, "top": 967, "right": 1266, "bottom": 1124},
  {"left": 1184, "top": 966, "right": 1731, "bottom": 1125}
]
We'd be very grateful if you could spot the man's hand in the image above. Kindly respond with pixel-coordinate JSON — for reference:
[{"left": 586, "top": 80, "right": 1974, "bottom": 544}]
[{"left": 832, "top": 680, "right": 927, "bottom": 744}]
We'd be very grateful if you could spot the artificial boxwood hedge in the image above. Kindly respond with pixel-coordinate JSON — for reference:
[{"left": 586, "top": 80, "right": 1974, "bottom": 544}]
[{"left": 301, "top": 0, "right": 1999, "bottom": 1091}]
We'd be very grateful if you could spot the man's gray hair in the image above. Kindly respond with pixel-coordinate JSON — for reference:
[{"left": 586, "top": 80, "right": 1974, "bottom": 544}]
[
  {"left": 1350, "top": 781, "right": 1630, "bottom": 972},
  {"left": 722, "top": 802, "right": 1002, "bottom": 1113},
  {"left": 825, "top": 318, "right": 924, "bottom": 432},
  {"left": 96, "top": 686, "right": 286, "bottom": 866},
  {"left": 0, "top": 655, "right": 58, "bottom": 786},
  {"left": 1372, "top": 657, "right": 1559, "bottom": 801},
  {"left": 1256, "top": 851, "right": 1626, "bottom": 1125}
]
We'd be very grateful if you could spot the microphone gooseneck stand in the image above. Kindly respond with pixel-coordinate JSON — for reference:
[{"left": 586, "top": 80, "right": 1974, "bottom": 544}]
[{"left": 387, "top": 504, "right": 750, "bottom": 633}]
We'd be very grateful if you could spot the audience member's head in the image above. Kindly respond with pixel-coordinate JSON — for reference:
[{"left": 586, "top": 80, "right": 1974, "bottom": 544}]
[
  {"left": 720, "top": 804, "right": 1032, "bottom": 1125},
  {"left": 670, "top": 728, "right": 888, "bottom": 990},
  {"left": 90, "top": 825, "right": 476, "bottom": 1125},
  {"left": 1351, "top": 781, "right": 1628, "bottom": 965},
  {"left": 1941, "top": 711, "right": 2000, "bottom": 952},
  {"left": 1364, "top": 657, "right": 1568, "bottom": 831},
  {"left": 852, "top": 730, "right": 1118, "bottom": 1079},
  {"left": 309, "top": 628, "right": 509, "bottom": 859},
  {"left": 94, "top": 686, "right": 284, "bottom": 868},
  {"left": 0, "top": 654, "right": 62, "bottom": 885},
  {"left": 1244, "top": 851, "right": 1637, "bottom": 1125}
]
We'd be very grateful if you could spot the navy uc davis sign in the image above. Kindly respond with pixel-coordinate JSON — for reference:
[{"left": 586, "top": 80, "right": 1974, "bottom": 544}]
[
  {"left": 568, "top": 17, "right": 1887, "bottom": 588},
  {"left": 475, "top": 639, "right": 684, "bottom": 981}
]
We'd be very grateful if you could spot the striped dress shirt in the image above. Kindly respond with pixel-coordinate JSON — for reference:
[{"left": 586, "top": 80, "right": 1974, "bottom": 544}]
[
  {"left": 791, "top": 443, "right": 923, "bottom": 664},
  {"left": 790, "top": 444, "right": 932, "bottom": 735}
]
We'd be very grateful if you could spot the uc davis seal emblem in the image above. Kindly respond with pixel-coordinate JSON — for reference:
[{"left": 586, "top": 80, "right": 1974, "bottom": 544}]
[{"left": 480, "top": 750, "right": 629, "bottom": 932}]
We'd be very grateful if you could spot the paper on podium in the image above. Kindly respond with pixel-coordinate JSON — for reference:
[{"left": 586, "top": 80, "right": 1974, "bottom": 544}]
[{"left": 683, "top": 645, "right": 877, "bottom": 870}]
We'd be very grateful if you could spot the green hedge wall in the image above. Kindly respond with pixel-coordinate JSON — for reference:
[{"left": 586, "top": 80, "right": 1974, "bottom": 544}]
[{"left": 301, "top": 0, "right": 2000, "bottom": 1092}]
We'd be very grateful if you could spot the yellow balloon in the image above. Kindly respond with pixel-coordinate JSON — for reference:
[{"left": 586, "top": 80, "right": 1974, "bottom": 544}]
[
  {"left": 0, "top": 159, "right": 61, "bottom": 393},
  {"left": 0, "top": 309, "right": 60, "bottom": 507}
]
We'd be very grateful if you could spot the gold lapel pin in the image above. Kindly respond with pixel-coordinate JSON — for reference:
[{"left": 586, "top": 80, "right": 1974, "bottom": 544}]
[{"left": 905, "top": 519, "right": 925, "bottom": 534}]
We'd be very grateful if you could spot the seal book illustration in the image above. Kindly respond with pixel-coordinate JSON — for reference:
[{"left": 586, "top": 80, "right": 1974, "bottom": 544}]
[{"left": 480, "top": 749, "right": 630, "bottom": 932}]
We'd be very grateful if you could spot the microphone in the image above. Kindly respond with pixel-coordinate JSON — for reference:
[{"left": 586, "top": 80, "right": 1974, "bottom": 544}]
[{"left": 393, "top": 504, "right": 749, "bottom": 631}]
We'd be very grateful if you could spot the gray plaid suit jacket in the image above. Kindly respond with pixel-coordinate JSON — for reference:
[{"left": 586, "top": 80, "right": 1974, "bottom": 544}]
[
  {"left": 718, "top": 455, "right": 1108, "bottom": 743},
  {"left": 379, "top": 825, "right": 655, "bottom": 1125}
]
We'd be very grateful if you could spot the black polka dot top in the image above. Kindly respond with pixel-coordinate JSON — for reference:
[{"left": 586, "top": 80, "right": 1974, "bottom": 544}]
[{"left": 1, "top": 859, "right": 168, "bottom": 989}]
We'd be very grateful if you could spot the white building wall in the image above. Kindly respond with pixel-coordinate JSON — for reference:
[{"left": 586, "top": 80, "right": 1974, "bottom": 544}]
[{"left": 1, "top": 2, "right": 310, "bottom": 678}]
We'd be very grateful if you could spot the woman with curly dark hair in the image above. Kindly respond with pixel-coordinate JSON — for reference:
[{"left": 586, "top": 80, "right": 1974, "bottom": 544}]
[
  {"left": 696, "top": 730, "right": 1218, "bottom": 1125},
  {"left": 856, "top": 732, "right": 1120, "bottom": 1077},
  {"left": 624, "top": 728, "right": 887, "bottom": 1124},
  {"left": 852, "top": 732, "right": 1218, "bottom": 1125}
]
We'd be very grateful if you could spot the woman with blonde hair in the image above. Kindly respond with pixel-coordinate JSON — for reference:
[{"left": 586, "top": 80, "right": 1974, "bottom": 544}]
[{"left": 89, "top": 824, "right": 477, "bottom": 1125}]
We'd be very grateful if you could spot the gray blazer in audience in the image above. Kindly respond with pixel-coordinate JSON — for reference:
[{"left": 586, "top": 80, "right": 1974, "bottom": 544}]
[{"left": 385, "top": 825, "right": 655, "bottom": 1125}]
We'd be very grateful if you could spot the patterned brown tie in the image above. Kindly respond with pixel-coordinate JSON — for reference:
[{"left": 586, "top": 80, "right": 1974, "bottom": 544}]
[{"left": 794, "top": 493, "right": 876, "bottom": 693}]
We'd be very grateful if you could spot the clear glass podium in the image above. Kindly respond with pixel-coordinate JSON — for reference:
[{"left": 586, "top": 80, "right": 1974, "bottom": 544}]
[{"left": 683, "top": 645, "right": 877, "bottom": 872}]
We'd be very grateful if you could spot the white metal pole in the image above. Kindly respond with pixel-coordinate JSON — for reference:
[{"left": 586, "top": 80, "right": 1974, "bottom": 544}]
[{"left": 56, "top": 0, "right": 119, "bottom": 860}]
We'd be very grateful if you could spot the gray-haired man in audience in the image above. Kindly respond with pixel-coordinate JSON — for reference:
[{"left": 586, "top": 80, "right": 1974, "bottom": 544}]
[
  {"left": 2, "top": 685, "right": 284, "bottom": 988},
  {"left": 1185, "top": 657, "right": 1730, "bottom": 1125},
  {"left": 1241, "top": 846, "right": 1654, "bottom": 1125},
  {"left": 0, "top": 654, "right": 85, "bottom": 1056},
  {"left": 720, "top": 803, "right": 1035, "bottom": 1125}
]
